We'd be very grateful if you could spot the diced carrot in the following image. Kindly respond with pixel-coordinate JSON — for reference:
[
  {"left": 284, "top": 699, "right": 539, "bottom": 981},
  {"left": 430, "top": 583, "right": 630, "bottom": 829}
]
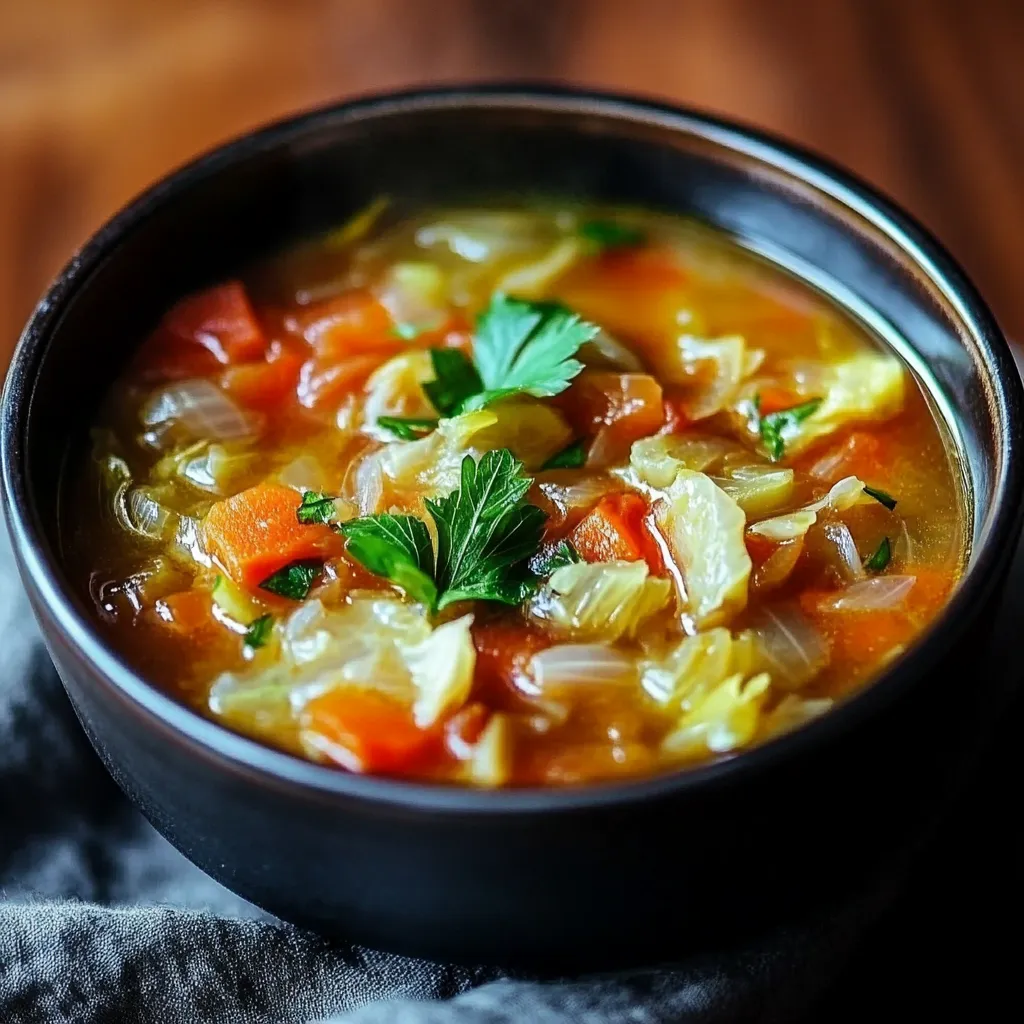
[
  {"left": 203, "top": 482, "right": 343, "bottom": 589},
  {"left": 593, "top": 246, "right": 690, "bottom": 291},
  {"left": 221, "top": 341, "right": 303, "bottom": 411},
  {"left": 744, "top": 531, "right": 779, "bottom": 565},
  {"left": 556, "top": 371, "right": 664, "bottom": 464},
  {"left": 756, "top": 386, "right": 802, "bottom": 416},
  {"left": 303, "top": 689, "right": 439, "bottom": 775},
  {"left": 294, "top": 290, "right": 398, "bottom": 359},
  {"left": 296, "top": 354, "right": 383, "bottom": 410},
  {"left": 153, "top": 589, "right": 218, "bottom": 634},
  {"left": 571, "top": 493, "right": 665, "bottom": 573}
]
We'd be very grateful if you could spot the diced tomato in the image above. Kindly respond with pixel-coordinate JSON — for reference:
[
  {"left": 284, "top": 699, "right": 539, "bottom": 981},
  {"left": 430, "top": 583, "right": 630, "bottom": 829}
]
[
  {"left": 445, "top": 702, "right": 491, "bottom": 760},
  {"left": 221, "top": 341, "right": 303, "bottom": 411},
  {"left": 571, "top": 493, "right": 665, "bottom": 573},
  {"left": 153, "top": 589, "right": 218, "bottom": 634},
  {"left": 163, "top": 281, "right": 265, "bottom": 363},
  {"left": 556, "top": 371, "right": 664, "bottom": 465},
  {"left": 296, "top": 354, "right": 382, "bottom": 410},
  {"left": 303, "top": 689, "right": 439, "bottom": 775},
  {"left": 203, "top": 482, "right": 343, "bottom": 589},
  {"left": 293, "top": 290, "right": 398, "bottom": 359},
  {"left": 471, "top": 620, "right": 551, "bottom": 707}
]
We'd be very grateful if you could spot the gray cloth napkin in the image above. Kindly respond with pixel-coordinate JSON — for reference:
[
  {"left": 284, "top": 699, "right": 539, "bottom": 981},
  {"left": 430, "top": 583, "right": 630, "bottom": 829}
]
[{"left": 0, "top": 514, "right": 1009, "bottom": 1024}]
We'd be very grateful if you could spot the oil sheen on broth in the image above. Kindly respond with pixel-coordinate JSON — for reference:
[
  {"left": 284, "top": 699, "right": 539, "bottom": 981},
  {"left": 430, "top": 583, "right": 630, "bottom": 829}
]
[{"left": 70, "top": 202, "right": 966, "bottom": 787}]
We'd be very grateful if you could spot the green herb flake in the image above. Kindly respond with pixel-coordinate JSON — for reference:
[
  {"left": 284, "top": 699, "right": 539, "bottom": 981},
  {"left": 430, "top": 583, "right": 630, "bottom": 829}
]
[
  {"left": 541, "top": 439, "right": 587, "bottom": 470},
  {"left": 340, "top": 513, "right": 438, "bottom": 607},
  {"left": 759, "top": 398, "right": 822, "bottom": 461},
  {"left": 423, "top": 348, "right": 483, "bottom": 417},
  {"left": 377, "top": 416, "right": 439, "bottom": 440},
  {"left": 243, "top": 613, "right": 274, "bottom": 650},
  {"left": 579, "top": 220, "right": 646, "bottom": 250},
  {"left": 259, "top": 561, "right": 321, "bottom": 601},
  {"left": 297, "top": 491, "right": 338, "bottom": 525},
  {"left": 863, "top": 485, "right": 898, "bottom": 511},
  {"left": 530, "top": 540, "right": 582, "bottom": 577},
  {"left": 865, "top": 536, "right": 892, "bottom": 573}
]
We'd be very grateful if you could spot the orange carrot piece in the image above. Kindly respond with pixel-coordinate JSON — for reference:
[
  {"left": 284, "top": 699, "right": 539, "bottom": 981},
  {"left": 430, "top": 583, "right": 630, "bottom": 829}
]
[
  {"left": 203, "top": 482, "right": 343, "bottom": 589},
  {"left": 154, "top": 589, "right": 218, "bottom": 634},
  {"left": 296, "top": 354, "right": 382, "bottom": 410},
  {"left": 303, "top": 689, "right": 438, "bottom": 775},
  {"left": 571, "top": 493, "right": 664, "bottom": 572},
  {"left": 756, "top": 386, "right": 802, "bottom": 416},
  {"left": 295, "top": 290, "right": 398, "bottom": 359},
  {"left": 162, "top": 281, "right": 265, "bottom": 363},
  {"left": 221, "top": 342, "right": 303, "bottom": 411}
]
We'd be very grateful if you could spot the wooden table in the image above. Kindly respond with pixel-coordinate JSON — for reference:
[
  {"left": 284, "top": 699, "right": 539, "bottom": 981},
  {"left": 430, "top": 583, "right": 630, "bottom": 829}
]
[{"left": 2, "top": 0, "right": 1021, "bottom": 354}]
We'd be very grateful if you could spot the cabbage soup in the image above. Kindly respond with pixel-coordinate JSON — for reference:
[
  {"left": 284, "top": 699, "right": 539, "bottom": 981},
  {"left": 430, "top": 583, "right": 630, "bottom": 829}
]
[{"left": 71, "top": 202, "right": 966, "bottom": 786}]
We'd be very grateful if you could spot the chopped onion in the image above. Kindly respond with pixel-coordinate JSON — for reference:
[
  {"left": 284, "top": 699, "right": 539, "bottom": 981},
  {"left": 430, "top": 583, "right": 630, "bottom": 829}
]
[
  {"left": 821, "top": 522, "right": 865, "bottom": 581},
  {"left": 818, "top": 575, "right": 917, "bottom": 612},
  {"left": 124, "top": 488, "right": 177, "bottom": 541},
  {"left": 277, "top": 454, "right": 328, "bottom": 494},
  {"left": 534, "top": 472, "right": 623, "bottom": 529},
  {"left": 530, "top": 644, "right": 638, "bottom": 691},
  {"left": 140, "top": 379, "right": 255, "bottom": 443},
  {"left": 579, "top": 329, "right": 645, "bottom": 372},
  {"left": 753, "top": 537, "right": 804, "bottom": 592},
  {"left": 750, "top": 605, "right": 829, "bottom": 691}
]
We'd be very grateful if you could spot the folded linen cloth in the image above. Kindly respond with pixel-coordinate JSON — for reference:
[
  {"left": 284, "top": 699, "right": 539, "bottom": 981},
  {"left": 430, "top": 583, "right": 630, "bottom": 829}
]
[{"left": 1, "top": 493, "right": 1021, "bottom": 1024}]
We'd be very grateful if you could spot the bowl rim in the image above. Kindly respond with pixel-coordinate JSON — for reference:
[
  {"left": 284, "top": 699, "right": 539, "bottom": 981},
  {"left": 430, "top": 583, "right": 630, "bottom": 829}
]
[{"left": 3, "top": 83, "right": 1022, "bottom": 814}]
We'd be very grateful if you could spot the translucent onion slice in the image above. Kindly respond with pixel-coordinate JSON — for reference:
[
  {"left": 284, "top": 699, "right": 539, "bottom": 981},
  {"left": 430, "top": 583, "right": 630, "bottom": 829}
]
[
  {"left": 530, "top": 644, "right": 639, "bottom": 691},
  {"left": 748, "top": 476, "right": 866, "bottom": 542},
  {"left": 140, "top": 379, "right": 255, "bottom": 443},
  {"left": 820, "top": 521, "right": 865, "bottom": 582},
  {"left": 124, "top": 487, "right": 177, "bottom": 541},
  {"left": 817, "top": 575, "right": 917, "bottom": 612},
  {"left": 750, "top": 605, "right": 829, "bottom": 691}
]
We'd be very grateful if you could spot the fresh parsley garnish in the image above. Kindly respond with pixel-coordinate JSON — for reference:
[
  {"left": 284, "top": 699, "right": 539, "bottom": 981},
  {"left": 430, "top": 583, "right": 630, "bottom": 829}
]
[
  {"left": 758, "top": 398, "right": 822, "bottom": 461},
  {"left": 390, "top": 322, "right": 423, "bottom": 341},
  {"left": 541, "top": 439, "right": 587, "bottom": 470},
  {"left": 243, "top": 613, "right": 273, "bottom": 650},
  {"left": 863, "top": 486, "right": 897, "bottom": 511},
  {"left": 579, "top": 220, "right": 645, "bottom": 250},
  {"left": 341, "top": 448, "right": 546, "bottom": 612},
  {"left": 296, "top": 491, "right": 337, "bottom": 525},
  {"left": 377, "top": 416, "right": 439, "bottom": 440},
  {"left": 530, "top": 540, "right": 581, "bottom": 577},
  {"left": 423, "top": 348, "right": 483, "bottom": 417},
  {"left": 865, "top": 536, "right": 892, "bottom": 573},
  {"left": 259, "top": 561, "right": 321, "bottom": 600},
  {"left": 340, "top": 514, "right": 438, "bottom": 607}
]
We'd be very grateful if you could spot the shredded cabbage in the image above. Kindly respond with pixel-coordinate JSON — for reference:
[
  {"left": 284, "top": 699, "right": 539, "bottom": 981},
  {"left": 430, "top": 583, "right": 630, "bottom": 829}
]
[
  {"left": 748, "top": 475, "right": 866, "bottom": 541},
  {"left": 529, "top": 560, "right": 673, "bottom": 642},
  {"left": 675, "top": 334, "right": 749, "bottom": 419},
  {"left": 640, "top": 627, "right": 757, "bottom": 708},
  {"left": 403, "top": 614, "right": 476, "bottom": 727},
  {"left": 363, "top": 350, "right": 437, "bottom": 437},
  {"left": 629, "top": 434, "right": 737, "bottom": 489},
  {"left": 467, "top": 713, "right": 513, "bottom": 787},
  {"left": 655, "top": 470, "right": 751, "bottom": 627},
  {"left": 494, "top": 237, "right": 583, "bottom": 298}
]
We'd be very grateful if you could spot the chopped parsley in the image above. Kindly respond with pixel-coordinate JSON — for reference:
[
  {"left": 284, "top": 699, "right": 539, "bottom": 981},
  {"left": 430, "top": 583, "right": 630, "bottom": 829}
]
[
  {"left": 541, "top": 439, "right": 587, "bottom": 470},
  {"left": 419, "top": 295, "right": 598, "bottom": 418},
  {"left": 865, "top": 536, "right": 892, "bottom": 573},
  {"left": 758, "top": 398, "right": 822, "bottom": 461},
  {"left": 296, "top": 491, "right": 337, "bottom": 525},
  {"left": 377, "top": 416, "right": 439, "bottom": 440},
  {"left": 579, "top": 220, "right": 646, "bottom": 250},
  {"left": 243, "top": 613, "right": 274, "bottom": 650},
  {"left": 530, "top": 540, "right": 581, "bottom": 577},
  {"left": 259, "top": 561, "right": 321, "bottom": 600},
  {"left": 863, "top": 485, "right": 897, "bottom": 511},
  {"left": 341, "top": 448, "right": 545, "bottom": 612}
]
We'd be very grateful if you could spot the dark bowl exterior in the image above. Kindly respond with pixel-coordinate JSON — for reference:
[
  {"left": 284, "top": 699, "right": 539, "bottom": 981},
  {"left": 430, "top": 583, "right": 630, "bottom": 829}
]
[{"left": 3, "top": 87, "right": 1022, "bottom": 969}]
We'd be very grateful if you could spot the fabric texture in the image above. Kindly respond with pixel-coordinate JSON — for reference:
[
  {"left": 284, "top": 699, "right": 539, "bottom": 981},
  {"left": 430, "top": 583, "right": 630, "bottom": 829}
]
[{"left": 2, "top": 499, "right": 1023, "bottom": 1022}]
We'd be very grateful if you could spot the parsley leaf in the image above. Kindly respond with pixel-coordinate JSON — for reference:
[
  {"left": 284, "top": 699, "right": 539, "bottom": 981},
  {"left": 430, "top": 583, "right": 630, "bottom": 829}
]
[
  {"left": 863, "top": 485, "right": 897, "bottom": 511},
  {"left": 340, "top": 514, "right": 437, "bottom": 606},
  {"left": 759, "top": 398, "right": 822, "bottom": 461},
  {"left": 426, "top": 448, "right": 547, "bottom": 609},
  {"left": 541, "top": 439, "right": 587, "bottom": 470},
  {"left": 243, "top": 613, "right": 274, "bottom": 650},
  {"left": 297, "top": 491, "right": 337, "bottom": 525},
  {"left": 259, "top": 561, "right": 321, "bottom": 600},
  {"left": 460, "top": 294, "right": 598, "bottom": 411},
  {"left": 423, "top": 348, "right": 482, "bottom": 416},
  {"left": 530, "top": 540, "right": 581, "bottom": 577},
  {"left": 865, "top": 536, "right": 892, "bottom": 572},
  {"left": 377, "top": 416, "right": 439, "bottom": 440},
  {"left": 579, "top": 220, "right": 645, "bottom": 250}
]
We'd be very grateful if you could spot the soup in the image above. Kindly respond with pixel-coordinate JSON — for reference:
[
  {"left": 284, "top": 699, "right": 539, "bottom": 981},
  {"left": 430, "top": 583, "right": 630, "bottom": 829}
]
[{"left": 70, "top": 202, "right": 966, "bottom": 787}]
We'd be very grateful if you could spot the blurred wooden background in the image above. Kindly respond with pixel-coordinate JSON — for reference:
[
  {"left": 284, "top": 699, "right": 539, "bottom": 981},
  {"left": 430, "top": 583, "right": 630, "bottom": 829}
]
[{"left": 2, "top": 0, "right": 1022, "bottom": 359}]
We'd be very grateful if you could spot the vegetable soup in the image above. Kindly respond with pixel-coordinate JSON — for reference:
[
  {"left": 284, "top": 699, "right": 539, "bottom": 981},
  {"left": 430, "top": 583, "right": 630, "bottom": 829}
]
[{"left": 70, "top": 202, "right": 966, "bottom": 787}]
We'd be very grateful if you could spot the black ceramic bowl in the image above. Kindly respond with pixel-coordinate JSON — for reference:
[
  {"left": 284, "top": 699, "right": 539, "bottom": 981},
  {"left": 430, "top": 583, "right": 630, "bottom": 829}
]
[{"left": 3, "top": 86, "right": 1022, "bottom": 970}]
